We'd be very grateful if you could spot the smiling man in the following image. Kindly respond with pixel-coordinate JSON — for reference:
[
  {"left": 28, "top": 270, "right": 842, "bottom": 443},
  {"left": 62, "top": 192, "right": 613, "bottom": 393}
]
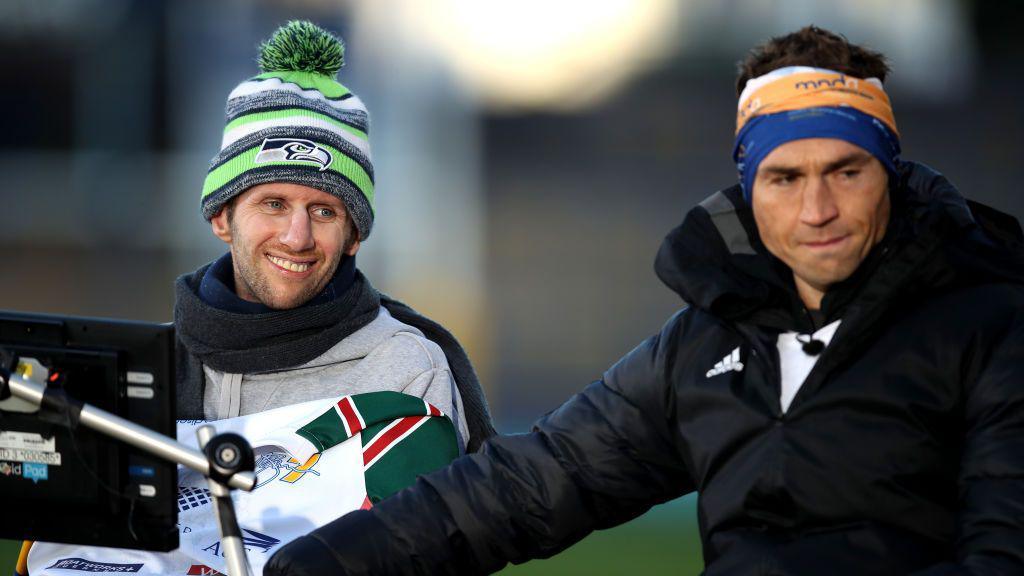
[
  {"left": 209, "top": 182, "right": 359, "bottom": 310},
  {"left": 14, "top": 22, "right": 498, "bottom": 576},
  {"left": 172, "top": 21, "right": 496, "bottom": 450},
  {"left": 265, "top": 26, "right": 1024, "bottom": 576}
]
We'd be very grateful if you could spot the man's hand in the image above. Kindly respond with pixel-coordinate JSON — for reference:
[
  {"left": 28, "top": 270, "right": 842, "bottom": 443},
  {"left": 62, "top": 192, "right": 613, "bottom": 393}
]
[
  {"left": 264, "top": 533, "right": 338, "bottom": 576},
  {"left": 264, "top": 510, "right": 390, "bottom": 576}
]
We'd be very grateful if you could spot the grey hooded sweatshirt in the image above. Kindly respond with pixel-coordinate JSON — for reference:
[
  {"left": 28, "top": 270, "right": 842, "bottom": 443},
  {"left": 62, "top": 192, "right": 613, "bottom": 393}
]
[{"left": 200, "top": 306, "right": 469, "bottom": 449}]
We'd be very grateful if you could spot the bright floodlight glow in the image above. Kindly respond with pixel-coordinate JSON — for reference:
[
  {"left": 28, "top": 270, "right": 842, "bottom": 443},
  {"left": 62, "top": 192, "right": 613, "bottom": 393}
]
[{"left": 399, "top": 0, "right": 680, "bottom": 111}]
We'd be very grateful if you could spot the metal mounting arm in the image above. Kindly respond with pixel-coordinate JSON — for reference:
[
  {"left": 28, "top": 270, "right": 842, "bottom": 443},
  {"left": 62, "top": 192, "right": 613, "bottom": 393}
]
[{"left": 0, "top": 366, "right": 257, "bottom": 575}]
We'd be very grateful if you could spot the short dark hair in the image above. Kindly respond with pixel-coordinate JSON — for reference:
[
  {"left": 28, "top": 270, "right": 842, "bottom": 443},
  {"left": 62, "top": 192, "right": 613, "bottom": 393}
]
[{"left": 736, "top": 26, "right": 891, "bottom": 96}]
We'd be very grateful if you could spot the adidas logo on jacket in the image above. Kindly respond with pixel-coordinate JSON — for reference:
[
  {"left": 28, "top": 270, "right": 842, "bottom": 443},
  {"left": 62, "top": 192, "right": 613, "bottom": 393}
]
[{"left": 705, "top": 347, "right": 744, "bottom": 378}]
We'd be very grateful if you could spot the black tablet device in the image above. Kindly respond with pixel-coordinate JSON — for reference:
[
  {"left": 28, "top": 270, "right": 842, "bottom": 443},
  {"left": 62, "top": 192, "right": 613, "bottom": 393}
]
[{"left": 0, "top": 310, "right": 177, "bottom": 551}]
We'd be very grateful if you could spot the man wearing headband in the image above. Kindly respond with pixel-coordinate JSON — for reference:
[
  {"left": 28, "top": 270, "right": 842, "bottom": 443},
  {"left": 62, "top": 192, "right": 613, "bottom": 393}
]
[{"left": 266, "top": 26, "right": 1024, "bottom": 575}]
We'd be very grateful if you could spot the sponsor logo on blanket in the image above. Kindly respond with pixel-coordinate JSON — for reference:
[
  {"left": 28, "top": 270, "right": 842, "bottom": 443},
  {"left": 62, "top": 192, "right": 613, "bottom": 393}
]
[
  {"left": 177, "top": 486, "right": 213, "bottom": 512},
  {"left": 186, "top": 565, "right": 224, "bottom": 575},
  {"left": 202, "top": 528, "right": 281, "bottom": 558},
  {"left": 45, "top": 558, "right": 144, "bottom": 572},
  {"left": 254, "top": 451, "right": 321, "bottom": 488}
]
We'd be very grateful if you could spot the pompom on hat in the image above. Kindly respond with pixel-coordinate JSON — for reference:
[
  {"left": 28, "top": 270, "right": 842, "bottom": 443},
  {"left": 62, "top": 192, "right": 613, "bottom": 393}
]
[{"left": 201, "top": 21, "right": 375, "bottom": 240}]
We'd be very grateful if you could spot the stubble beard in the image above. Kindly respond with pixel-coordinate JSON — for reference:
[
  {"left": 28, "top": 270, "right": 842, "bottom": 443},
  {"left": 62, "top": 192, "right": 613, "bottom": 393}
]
[
  {"left": 233, "top": 252, "right": 333, "bottom": 309},
  {"left": 229, "top": 220, "right": 352, "bottom": 310}
]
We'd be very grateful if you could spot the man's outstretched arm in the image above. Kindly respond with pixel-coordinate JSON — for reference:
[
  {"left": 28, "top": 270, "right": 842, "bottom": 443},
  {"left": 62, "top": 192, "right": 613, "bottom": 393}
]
[{"left": 265, "top": 312, "right": 697, "bottom": 575}]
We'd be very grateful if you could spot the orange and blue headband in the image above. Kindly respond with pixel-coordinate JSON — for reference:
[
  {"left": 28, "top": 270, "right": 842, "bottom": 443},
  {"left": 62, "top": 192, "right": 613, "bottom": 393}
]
[{"left": 732, "top": 66, "right": 901, "bottom": 202}]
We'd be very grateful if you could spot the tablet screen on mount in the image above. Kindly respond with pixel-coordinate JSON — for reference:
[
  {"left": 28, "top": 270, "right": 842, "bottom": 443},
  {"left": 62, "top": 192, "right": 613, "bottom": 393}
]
[{"left": 0, "top": 310, "right": 177, "bottom": 552}]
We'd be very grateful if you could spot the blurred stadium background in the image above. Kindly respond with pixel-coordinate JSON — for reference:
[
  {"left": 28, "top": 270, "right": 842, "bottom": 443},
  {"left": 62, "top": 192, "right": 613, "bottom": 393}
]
[{"left": 1, "top": 0, "right": 1021, "bottom": 573}]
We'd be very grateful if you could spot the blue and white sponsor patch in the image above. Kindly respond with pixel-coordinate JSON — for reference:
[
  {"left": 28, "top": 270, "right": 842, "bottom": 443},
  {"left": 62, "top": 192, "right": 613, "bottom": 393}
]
[
  {"left": 254, "top": 138, "right": 333, "bottom": 171},
  {"left": 45, "top": 558, "right": 143, "bottom": 572},
  {"left": 22, "top": 461, "right": 48, "bottom": 483}
]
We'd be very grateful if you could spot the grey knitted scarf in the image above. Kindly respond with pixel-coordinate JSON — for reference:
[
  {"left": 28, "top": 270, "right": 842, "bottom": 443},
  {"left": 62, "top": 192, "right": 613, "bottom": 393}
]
[{"left": 174, "top": 263, "right": 497, "bottom": 452}]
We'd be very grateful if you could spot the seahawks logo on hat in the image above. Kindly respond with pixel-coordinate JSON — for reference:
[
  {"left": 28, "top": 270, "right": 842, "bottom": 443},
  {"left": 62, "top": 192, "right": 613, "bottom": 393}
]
[{"left": 255, "top": 138, "right": 333, "bottom": 171}]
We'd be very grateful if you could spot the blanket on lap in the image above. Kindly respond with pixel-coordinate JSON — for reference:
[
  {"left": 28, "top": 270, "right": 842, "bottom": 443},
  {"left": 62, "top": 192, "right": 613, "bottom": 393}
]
[{"left": 23, "top": 391, "right": 458, "bottom": 576}]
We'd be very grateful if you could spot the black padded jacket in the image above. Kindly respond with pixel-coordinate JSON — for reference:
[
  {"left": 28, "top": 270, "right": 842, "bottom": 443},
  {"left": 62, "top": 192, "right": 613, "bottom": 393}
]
[{"left": 265, "top": 163, "right": 1024, "bottom": 576}]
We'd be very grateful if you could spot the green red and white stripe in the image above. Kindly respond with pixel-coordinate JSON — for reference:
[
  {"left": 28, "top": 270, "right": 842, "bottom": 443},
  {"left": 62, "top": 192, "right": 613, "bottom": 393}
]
[
  {"left": 295, "top": 391, "right": 458, "bottom": 502},
  {"left": 362, "top": 410, "right": 437, "bottom": 469}
]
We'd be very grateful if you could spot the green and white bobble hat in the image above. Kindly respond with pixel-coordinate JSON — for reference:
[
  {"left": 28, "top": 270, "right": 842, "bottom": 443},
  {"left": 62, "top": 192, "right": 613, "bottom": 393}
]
[{"left": 201, "top": 21, "right": 375, "bottom": 240}]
